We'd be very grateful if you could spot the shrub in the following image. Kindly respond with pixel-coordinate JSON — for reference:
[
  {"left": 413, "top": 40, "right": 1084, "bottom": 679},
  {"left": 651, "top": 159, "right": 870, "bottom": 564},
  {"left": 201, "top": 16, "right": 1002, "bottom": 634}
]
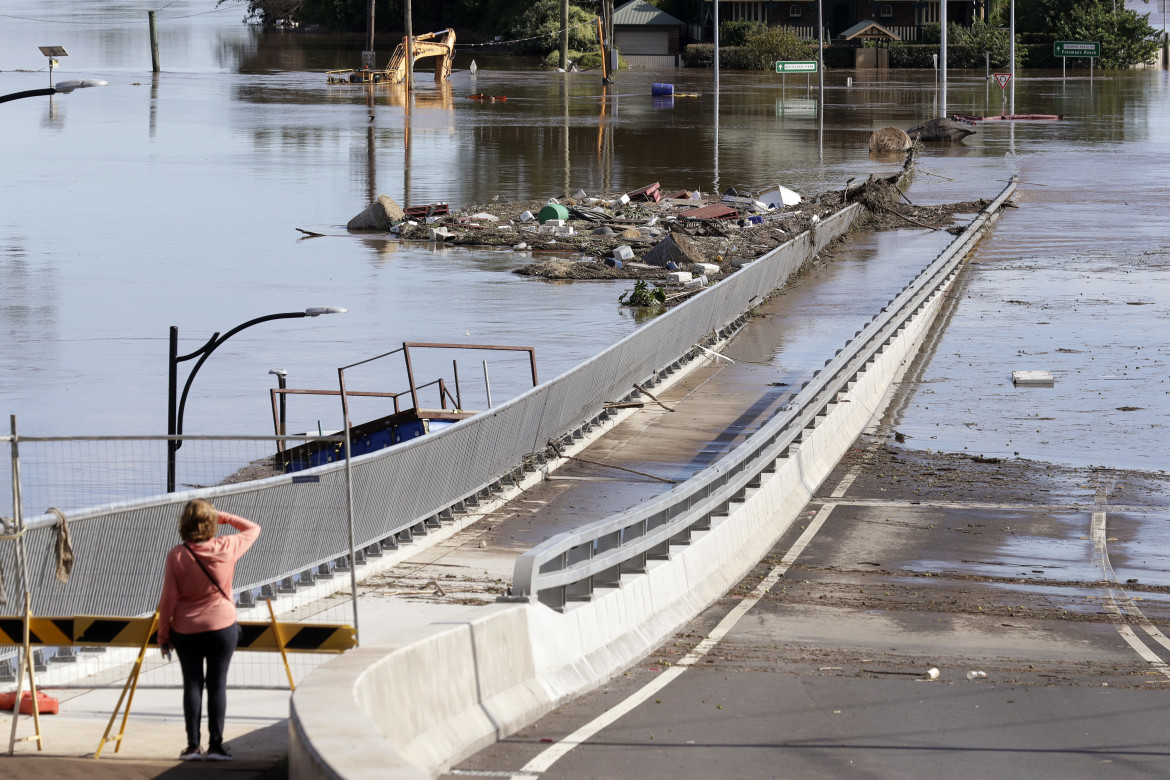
[
  {"left": 720, "top": 20, "right": 763, "bottom": 47},
  {"left": 682, "top": 27, "right": 814, "bottom": 70},
  {"left": 682, "top": 43, "right": 714, "bottom": 67},
  {"left": 717, "top": 45, "right": 755, "bottom": 69},
  {"left": 742, "top": 25, "right": 816, "bottom": 69}
]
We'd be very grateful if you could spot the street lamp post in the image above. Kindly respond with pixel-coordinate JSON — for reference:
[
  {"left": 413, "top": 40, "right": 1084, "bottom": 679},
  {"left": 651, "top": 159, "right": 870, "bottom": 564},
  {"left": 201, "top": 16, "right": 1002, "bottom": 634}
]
[
  {"left": 167, "top": 307, "right": 346, "bottom": 492},
  {"left": 269, "top": 369, "right": 289, "bottom": 453},
  {"left": 0, "top": 79, "right": 108, "bottom": 105}
]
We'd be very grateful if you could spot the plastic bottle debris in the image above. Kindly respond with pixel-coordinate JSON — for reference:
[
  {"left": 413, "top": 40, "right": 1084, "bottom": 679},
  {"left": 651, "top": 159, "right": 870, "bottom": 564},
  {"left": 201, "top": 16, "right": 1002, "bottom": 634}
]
[
  {"left": 512, "top": 242, "right": 528, "bottom": 250},
  {"left": 926, "top": 668, "right": 940, "bottom": 680},
  {"left": 572, "top": 189, "right": 588, "bottom": 200},
  {"left": 546, "top": 197, "right": 560, "bottom": 205},
  {"left": 966, "top": 671, "right": 987, "bottom": 680}
]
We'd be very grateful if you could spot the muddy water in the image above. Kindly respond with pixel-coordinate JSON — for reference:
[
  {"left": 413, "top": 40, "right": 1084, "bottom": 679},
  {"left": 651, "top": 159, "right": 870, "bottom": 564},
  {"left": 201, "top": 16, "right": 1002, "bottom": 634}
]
[{"left": 1, "top": 2, "right": 1167, "bottom": 484}]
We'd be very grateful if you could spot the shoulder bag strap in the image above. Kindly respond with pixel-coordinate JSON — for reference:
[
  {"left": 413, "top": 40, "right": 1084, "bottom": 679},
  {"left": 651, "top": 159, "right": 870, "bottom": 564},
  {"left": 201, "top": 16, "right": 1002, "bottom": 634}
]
[{"left": 183, "top": 543, "right": 233, "bottom": 604}]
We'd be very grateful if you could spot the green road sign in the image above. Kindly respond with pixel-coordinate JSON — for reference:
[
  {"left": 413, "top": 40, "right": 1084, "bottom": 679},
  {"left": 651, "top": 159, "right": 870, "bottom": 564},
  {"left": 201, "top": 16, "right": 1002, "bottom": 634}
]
[
  {"left": 776, "top": 60, "right": 818, "bottom": 73},
  {"left": 1054, "top": 41, "right": 1100, "bottom": 57}
]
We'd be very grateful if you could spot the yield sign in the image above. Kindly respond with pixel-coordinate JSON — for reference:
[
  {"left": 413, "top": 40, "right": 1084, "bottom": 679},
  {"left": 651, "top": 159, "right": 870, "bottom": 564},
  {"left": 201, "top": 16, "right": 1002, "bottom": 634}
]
[{"left": 993, "top": 73, "right": 1012, "bottom": 90}]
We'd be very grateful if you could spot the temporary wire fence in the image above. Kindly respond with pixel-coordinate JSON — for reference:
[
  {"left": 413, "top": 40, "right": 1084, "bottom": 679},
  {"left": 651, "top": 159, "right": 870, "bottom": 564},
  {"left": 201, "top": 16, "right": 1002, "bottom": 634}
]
[{"left": 1, "top": 432, "right": 354, "bottom": 692}]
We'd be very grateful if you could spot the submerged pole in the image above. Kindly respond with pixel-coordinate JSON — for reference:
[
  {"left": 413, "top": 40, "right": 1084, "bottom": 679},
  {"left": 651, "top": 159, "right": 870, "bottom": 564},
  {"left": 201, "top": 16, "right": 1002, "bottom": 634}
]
[{"left": 148, "top": 11, "right": 160, "bottom": 73}]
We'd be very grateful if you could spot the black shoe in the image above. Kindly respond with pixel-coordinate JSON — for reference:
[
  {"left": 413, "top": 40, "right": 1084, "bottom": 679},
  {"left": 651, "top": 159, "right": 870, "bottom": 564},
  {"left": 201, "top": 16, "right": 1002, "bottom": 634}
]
[
  {"left": 205, "top": 742, "right": 232, "bottom": 761},
  {"left": 179, "top": 744, "right": 202, "bottom": 761}
]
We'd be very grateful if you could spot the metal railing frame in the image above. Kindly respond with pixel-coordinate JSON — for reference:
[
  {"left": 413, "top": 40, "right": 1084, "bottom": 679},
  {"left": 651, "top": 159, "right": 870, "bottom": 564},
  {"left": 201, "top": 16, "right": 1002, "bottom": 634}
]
[{"left": 511, "top": 178, "right": 1017, "bottom": 609}]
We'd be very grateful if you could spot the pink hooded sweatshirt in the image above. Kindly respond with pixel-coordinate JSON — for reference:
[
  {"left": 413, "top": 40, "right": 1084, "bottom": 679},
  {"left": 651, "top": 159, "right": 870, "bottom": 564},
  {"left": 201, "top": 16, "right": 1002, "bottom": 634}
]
[{"left": 157, "top": 512, "right": 260, "bottom": 647}]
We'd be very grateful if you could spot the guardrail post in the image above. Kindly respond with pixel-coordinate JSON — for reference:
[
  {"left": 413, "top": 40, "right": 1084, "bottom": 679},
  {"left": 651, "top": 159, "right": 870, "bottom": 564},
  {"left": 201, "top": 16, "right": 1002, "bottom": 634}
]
[
  {"left": 565, "top": 543, "right": 595, "bottom": 602},
  {"left": 594, "top": 530, "right": 622, "bottom": 588}
]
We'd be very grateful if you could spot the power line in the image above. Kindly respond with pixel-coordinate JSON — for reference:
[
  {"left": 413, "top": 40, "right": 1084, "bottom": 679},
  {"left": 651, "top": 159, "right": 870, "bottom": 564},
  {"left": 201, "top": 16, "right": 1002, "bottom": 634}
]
[
  {"left": 455, "top": 19, "right": 596, "bottom": 48},
  {"left": 0, "top": 2, "right": 243, "bottom": 26}
]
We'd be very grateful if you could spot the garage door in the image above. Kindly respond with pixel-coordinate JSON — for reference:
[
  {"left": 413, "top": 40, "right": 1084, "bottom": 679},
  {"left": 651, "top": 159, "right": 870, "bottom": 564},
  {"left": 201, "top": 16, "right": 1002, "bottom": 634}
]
[{"left": 614, "top": 30, "right": 669, "bottom": 54}]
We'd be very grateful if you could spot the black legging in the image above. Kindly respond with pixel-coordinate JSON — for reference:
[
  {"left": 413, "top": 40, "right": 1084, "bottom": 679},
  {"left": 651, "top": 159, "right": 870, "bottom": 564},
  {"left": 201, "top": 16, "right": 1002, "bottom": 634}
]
[{"left": 171, "top": 623, "right": 238, "bottom": 748}]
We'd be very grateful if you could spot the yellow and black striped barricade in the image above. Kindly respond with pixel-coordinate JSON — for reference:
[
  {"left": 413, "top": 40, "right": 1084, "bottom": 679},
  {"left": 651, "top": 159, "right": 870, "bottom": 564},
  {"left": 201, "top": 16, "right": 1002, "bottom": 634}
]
[
  {"left": 0, "top": 613, "right": 356, "bottom": 757},
  {"left": 0, "top": 615, "right": 356, "bottom": 653}
]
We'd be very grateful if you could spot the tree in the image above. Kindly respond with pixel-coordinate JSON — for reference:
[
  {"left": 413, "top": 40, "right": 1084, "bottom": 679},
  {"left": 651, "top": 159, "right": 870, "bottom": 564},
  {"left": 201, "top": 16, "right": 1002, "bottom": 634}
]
[
  {"left": 220, "top": 0, "right": 304, "bottom": 27},
  {"left": 508, "top": 0, "right": 598, "bottom": 57},
  {"left": 1008, "top": 0, "right": 1159, "bottom": 67},
  {"left": 947, "top": 19, "right": 1012, "bottom": 67},
  {"left": 1051, "top": 3, "right": 1160, "bottom": 68}
]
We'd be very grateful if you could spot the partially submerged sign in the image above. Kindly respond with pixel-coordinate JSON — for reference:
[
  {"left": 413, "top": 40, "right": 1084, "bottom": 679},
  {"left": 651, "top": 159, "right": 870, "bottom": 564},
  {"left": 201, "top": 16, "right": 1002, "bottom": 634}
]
[
  {"left": 993, "top": 73, "right": 1012, "bottom": 90},
  {"left": 1054, "top": 41, "right": 1100, "bottom": 57}
]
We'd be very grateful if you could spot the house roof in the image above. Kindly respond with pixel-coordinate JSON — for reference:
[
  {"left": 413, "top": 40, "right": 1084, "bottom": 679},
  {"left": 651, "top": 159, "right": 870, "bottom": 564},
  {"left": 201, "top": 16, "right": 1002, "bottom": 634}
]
[
  {"left": 837, "top": 20, "right": 902, "bottom": 40},
  {"left": 613, "top": 0, "right": 686, "bottom": 28}
]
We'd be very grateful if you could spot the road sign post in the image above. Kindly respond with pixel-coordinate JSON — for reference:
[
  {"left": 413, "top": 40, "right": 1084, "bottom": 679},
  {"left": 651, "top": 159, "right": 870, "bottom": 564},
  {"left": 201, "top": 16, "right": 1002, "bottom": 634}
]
[
  {"left": 776, "top": 61, "right": 818, "bottom": 95},
  {"left": 993, "top": 72, "right": 1012, "bottom": 117},
  {"left": 1054, "top": 41, "right": 1100, "bottom": 79}
]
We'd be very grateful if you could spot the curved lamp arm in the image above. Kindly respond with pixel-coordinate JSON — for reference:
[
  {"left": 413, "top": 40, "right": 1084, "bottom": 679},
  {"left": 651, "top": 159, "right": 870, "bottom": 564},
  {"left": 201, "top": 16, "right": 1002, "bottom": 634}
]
[{"left": 167, "top": 306, "right": 346, "bottom": 492}]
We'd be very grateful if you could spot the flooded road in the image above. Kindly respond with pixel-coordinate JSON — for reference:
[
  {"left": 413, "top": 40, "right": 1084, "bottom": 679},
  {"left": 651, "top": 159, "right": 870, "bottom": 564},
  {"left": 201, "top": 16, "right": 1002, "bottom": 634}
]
[{"left": 1, "top": 1, "right": 1167, "bottom": 488}]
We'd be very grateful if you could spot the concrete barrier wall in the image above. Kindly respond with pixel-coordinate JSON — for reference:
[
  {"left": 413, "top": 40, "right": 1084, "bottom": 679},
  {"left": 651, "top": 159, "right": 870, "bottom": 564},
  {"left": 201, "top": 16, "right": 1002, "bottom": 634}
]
[{"left": 290, "top": 258, "right": 958, "bottom": 780}]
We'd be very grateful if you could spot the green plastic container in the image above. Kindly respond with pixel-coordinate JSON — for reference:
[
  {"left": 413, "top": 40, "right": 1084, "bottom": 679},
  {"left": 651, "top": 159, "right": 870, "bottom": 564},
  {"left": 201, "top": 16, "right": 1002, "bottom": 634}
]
[{"left": 537, "top": 204, "right": 569, "bottom": 224}]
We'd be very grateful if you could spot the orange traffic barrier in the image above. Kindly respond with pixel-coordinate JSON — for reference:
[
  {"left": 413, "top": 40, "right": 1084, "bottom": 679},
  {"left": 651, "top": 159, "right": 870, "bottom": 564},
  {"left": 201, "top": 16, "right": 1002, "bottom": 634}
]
[{"left": 1, "top": 691, "right": 59, "bottom": 716}]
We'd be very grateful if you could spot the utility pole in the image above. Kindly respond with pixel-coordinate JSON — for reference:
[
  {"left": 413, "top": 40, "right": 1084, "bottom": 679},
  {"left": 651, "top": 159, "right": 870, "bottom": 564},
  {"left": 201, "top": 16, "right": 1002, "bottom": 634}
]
[
  {"left": 405, "top": 0, "right": 414, "bottom": 89},
  {"left": 366, "top": 0, "right": 375, "bottom": 53},
  {"left": 940, "top": 0, "right": 947, "bottom": 116},
  {"left": 561, "top": 0, "right": 569, "bottom": 70}
]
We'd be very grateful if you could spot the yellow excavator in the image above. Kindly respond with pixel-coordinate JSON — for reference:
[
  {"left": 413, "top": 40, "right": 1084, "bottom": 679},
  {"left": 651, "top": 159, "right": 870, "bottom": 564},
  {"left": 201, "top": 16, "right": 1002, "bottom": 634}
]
[{"left": 327, "top": 29, "right": 456, "bottom": 84}]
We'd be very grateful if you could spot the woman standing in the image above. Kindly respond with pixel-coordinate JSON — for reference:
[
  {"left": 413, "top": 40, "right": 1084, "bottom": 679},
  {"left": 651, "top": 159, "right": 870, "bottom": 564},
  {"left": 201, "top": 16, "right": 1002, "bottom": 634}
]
[{"left": 157, "top": 499, "right": 260, "bottom": 761}]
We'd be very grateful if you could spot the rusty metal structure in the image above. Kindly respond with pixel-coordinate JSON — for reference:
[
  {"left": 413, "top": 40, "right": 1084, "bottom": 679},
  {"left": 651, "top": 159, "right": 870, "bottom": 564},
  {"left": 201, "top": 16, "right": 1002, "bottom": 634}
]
[{"left": 273, "top": 343, "right": 538, "bottom": 472}]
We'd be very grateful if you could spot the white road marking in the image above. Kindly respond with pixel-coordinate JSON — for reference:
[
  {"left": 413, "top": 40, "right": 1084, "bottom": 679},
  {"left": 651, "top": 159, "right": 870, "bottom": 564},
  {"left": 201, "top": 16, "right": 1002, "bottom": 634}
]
[
  {"left": 510, "top": 460, "right": 865, "bottom": 779},
  {"left": 1090, "top": 497, "right": 1170, "bottom": 677}
]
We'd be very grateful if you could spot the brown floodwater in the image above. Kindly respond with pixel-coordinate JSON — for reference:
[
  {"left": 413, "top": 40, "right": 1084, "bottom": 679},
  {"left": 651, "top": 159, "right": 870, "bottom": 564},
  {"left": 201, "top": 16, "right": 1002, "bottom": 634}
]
[{"left": 1, "top": 1, "right": 1167, "bottom": 509}]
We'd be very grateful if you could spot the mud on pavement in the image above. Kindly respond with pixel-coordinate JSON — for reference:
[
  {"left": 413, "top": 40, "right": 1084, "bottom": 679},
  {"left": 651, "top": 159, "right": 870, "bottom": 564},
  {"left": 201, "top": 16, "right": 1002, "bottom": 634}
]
[{"left": 670, "top": 438, "right": 1170, "bottom": 691}]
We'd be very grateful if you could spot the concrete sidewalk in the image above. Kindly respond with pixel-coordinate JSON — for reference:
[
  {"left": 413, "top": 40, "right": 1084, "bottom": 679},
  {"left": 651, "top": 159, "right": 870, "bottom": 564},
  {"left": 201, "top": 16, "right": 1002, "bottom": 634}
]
[{"left": 4, "top": 228, "right": 940, "bottom": 775}]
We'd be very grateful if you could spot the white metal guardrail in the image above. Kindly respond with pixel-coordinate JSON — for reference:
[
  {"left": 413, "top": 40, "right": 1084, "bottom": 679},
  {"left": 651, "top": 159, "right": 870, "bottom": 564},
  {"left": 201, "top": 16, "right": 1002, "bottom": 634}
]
[{"left": 511, "top": 178, "right": 1018, "bottom": 609}]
